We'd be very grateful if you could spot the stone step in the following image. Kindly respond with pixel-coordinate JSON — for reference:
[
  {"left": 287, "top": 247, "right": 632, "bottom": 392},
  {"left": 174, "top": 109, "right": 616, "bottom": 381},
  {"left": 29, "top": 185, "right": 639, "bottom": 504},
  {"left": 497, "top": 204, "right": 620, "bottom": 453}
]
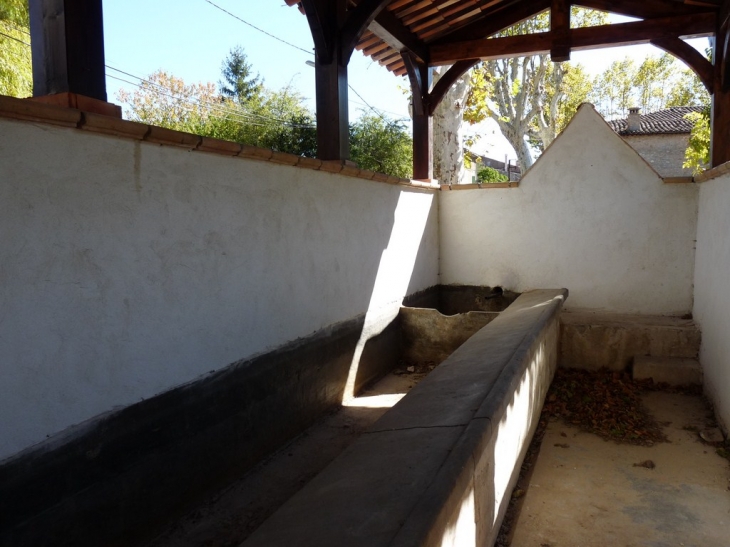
[
  {"left": 560, "top": 311, "right": 700, "bottom": 371},
  {"left": 632, "top": 356, "right": 703, "bottom": 386}
]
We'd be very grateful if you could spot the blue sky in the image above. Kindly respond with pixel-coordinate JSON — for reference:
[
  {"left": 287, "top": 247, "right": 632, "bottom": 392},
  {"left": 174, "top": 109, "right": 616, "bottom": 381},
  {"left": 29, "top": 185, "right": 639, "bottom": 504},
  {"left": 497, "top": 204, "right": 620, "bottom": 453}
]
[
  {"left": 102, "top": 1, "right": 710, "bottom": 161},
  {"left": 103, "top": 0, "right": 411, "bottom": 121}
]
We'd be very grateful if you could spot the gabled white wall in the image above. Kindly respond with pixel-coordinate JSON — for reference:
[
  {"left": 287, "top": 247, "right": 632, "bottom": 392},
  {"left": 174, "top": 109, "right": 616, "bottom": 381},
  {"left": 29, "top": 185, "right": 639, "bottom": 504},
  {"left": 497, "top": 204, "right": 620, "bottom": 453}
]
[
  {"left": 693, "top": 172, "right": 730, "bottom": 431},
  {"left": 0, "top": 118, "right": 439, "bottom": 460},
  {"left": 440, "top": 103, "right": 698, "bottom": 315}
]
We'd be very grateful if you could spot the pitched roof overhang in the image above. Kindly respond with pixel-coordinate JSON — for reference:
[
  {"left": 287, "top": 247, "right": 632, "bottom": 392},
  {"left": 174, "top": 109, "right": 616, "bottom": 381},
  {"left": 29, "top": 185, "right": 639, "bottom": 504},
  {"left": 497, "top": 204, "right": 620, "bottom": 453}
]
[{"left": 285, "top": 0, "right": 720, "bottom": 78}]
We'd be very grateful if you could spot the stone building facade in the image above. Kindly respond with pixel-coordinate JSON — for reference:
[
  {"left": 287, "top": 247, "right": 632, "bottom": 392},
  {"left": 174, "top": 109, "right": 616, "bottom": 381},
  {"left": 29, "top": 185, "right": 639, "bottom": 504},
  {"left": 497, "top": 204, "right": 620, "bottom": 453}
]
[{"left": 607, "top": 106, "right": 703, "bottom": 178}]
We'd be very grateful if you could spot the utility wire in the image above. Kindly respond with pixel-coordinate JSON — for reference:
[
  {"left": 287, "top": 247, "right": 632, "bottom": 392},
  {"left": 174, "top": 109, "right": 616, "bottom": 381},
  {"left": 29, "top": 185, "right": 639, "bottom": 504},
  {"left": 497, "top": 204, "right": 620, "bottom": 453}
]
[
  {"left": 200, "top": 0, "right": 406, "bottom": 126},
  {"left": 107, "top": 66, "right": 316, "bottom": 127},
  {"left": 108, "top": 74, "right": 276, "bottom": 128},
  {"left": 106, "top": 70, "right": 316, "bottom": 129},
  {"left": 0, "top": 19, "right": 30, "bottom": 36},
  {"left": 0, "top": 29, "right": 30, "bottom": 47},
  {"left": 203, "top": 0, "right": 312, "bottom": 55},
  {"left": 0, "top": 8, "right": 405, "bottom": 129}
]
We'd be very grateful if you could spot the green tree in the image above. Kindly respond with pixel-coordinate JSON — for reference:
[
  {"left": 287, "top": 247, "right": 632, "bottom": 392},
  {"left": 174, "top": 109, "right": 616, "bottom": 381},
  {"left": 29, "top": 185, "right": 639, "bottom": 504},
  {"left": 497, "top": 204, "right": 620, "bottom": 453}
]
[
  {"left": 350, "top": 114, "right": 412, "bottom": 178},
  {"left": 207, "top": 85, "right": 317, "bottom": 157},
  {"left": 531, "top": 61, "right": 593, "bottom": 151},
  {"left": 591, "top": 53, "right": 710, "bottom": 118},
  {"left": 588, "top": 50, "right": 711, "bottom": 173},
  {"left": 477, "top": 166, "right": 508, "bottom": 183},
  {"left": 464, "top": 7, "right": 607, "bottom": 169},
  {"left": 683, "top": 107, "right": 710, "bottom": 174},
  {"left": 666, "top": 68, "right": 710, "bottom": 108},
  {"left": 635, "top": 53, "right": 677, "bottom": 113},
  {"left": 118, "top": 71, "right": 317, "bottom": 157},
  {"left": 590, "top": 57, "right": 636, "bottom": 119},
  {"left": 116, "top": 70, "right": 220, "bottom": 134},
  {"left": 0, "top": 0, "right": 32, "bottom": 98},
  {"left": 117, "top": 60, "right": 412, "bottom": 175},
  {"left": 219, "top": 46, "right": 263, "bottom": 105}
]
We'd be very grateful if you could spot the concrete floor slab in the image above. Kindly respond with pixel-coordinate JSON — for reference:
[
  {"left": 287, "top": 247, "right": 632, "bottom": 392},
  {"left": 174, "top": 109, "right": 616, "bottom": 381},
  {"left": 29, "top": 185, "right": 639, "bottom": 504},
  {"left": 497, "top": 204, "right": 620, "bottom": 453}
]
[
  {"left": 143, "top": 372, "right": 427, "bottom": 547},
  {"left": 510, "top": 392, "right": 730, "bottom": 547}
]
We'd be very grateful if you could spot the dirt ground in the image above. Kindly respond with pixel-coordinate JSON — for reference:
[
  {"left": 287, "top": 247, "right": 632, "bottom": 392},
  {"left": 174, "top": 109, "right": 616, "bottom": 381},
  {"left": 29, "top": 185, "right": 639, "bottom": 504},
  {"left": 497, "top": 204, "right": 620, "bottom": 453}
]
[
  {"left": 509, "top": 391, "right": 730, "bottom": 547},
  {"left": 142, "top": 367, "right": 430, "bottom": 547}
]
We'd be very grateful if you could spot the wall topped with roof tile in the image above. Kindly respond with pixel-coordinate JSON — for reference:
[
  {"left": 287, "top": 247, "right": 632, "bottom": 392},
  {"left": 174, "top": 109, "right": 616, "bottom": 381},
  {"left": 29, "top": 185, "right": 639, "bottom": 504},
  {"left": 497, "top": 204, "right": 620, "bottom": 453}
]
[{"left": 0, "top": 103, "right": 439, "bottom": 460}]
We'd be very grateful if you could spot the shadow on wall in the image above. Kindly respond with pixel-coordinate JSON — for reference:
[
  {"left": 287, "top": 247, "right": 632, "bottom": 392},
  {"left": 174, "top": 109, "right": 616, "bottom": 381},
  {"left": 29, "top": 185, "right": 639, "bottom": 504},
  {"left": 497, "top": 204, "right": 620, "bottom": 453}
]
[
  {"left": 0, "top": 114, "right": 439, "bottom": 547},
  {"left": 0, "top": 116, "right": 438, "bottom": 461},
  {"left": 345, "top": 190, "right": 436, "bottom": 401}
]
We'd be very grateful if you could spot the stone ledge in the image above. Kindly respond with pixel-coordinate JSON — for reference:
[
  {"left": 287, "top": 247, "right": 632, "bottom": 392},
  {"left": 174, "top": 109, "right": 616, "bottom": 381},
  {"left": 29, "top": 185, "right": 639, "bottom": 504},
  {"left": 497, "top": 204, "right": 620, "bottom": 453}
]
[
  {"left": 694, "top": 161, "right": 730, "bottom": 183},
  {"left": 633, "top": 356, "right": 702, "bottom": 386},
  {"left": 560, "top": 311, "right": 701, "bottom": 371},
  {"left": 80, "top": 112, "right": 150, "bottom": 140},
  {"left": 146, "top": 126, "right": 202, "bottom": 149},
  {"left": 0, "top": 94, "right": 435, "bottom": 191},
  {"left": 0, "top": 94, "right": 81, "bottom": 128},
  {"left": 440, "top": 181, "right": 519, "bottom": 190},
  {"left": 242, "top": 289, "right": 567, "bottom": 547}
]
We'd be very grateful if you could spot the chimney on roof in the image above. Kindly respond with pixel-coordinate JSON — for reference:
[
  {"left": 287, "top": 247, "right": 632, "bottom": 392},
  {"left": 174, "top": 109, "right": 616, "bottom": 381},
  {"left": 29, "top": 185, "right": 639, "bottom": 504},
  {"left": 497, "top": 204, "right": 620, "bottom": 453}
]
[{"left": 627, "top": 107, "right": 641, "bottom": 132}]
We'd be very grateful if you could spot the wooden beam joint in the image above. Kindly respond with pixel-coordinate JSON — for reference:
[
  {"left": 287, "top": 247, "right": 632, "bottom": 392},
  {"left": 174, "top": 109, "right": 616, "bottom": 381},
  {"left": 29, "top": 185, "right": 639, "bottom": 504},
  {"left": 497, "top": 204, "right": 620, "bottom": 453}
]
[
  {"left": 551, "top": 0, "right": 571, "bottom": 62},
  {"left": 429, "top": 12, "right": 717, "bottom": 65}
]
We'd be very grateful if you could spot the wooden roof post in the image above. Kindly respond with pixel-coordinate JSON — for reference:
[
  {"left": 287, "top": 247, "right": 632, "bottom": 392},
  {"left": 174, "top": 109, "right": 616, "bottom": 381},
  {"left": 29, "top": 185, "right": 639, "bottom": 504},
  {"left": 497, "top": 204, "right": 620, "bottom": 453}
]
[
  {"left": 29, "top": 0, "right": 111, "bottom": 112},
  {"left": 313, "top": 53, "right": 350, "bottom": 161},
  {"left": 404, "top": 52, "right": 432, "bottom": 180},
  {"left": 550, "top": 0, "right": 571, "bottom": 62},
  {"left": 712, "top": 1, "right": 730, "bottom": 167},
  {"left": 302, "top": 0, "right": 390, "bottom": 162}
]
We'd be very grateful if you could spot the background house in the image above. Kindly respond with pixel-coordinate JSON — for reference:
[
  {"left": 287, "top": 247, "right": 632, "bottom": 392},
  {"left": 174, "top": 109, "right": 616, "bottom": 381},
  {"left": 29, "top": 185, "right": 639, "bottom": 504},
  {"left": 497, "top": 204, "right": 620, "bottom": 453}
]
[
  {"left": 607, "top": 106, "right": 703, "bottom": 177},
  {"left": 463, "top": 151, "right": 521, "bottom": 183}
]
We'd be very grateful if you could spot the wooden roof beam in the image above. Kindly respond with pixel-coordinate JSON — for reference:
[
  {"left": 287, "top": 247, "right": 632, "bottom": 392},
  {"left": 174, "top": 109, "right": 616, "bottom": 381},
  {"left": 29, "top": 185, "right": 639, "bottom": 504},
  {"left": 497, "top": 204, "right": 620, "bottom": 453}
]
[
  {"left": 29, "top": 0, "right": 107, "bottom": 101},
  {"left": 574, "top": 0, "right": 712, "bottom": 19},
  {"left": 430, "top": 12, "right": 716, "bottom": 65},
  {"left": 428, "top": 59, "right": 478, "bottom": 114},
  {"left": 403, "top": 51, "right": 433, "bottom": 180},
  {"left": 369, "top": 8, "right": 430, "bottom": 63},
  {"left": 711, "top": 0, "right": 730, "bottom": 165},
  {"left": 341, "top": 0, "right": 391, "bottom": 62},
  {"left": 651, "top": 37, "right": 714, "bottom": 91},
  {"left": 551, "top": 0, "right": 571, "bottom": 62},
  {"left": 429, "top": 0, "right": 551, "bottom": 44}
]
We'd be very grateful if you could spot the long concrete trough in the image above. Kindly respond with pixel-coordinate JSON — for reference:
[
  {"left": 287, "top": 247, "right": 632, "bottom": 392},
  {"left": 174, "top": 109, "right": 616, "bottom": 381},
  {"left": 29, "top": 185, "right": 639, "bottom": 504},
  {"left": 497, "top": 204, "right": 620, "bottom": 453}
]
[{"left": 242, "top": 289, "right": 567, "bottom": 547}]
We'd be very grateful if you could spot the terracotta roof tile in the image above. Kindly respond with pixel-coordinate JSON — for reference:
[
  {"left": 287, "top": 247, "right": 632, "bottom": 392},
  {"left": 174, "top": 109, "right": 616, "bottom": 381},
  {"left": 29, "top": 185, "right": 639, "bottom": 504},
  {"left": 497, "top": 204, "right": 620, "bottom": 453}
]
[{"left": 607, "top": 106, "right": 704, "bottom": 136}]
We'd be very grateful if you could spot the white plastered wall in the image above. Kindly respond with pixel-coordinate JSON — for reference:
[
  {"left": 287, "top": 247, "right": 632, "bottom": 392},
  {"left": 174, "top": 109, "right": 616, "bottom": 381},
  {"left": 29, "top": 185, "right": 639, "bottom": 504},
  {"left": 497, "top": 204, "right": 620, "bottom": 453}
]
[
  {"left": 693, "top": 172, "right": 730, "bottom": 431},
  {"left": 440, "top": 103, "right": 698, "bottom": 315},
  {"left": 0, "top": 118, "right": 439, "bottom": 460}
]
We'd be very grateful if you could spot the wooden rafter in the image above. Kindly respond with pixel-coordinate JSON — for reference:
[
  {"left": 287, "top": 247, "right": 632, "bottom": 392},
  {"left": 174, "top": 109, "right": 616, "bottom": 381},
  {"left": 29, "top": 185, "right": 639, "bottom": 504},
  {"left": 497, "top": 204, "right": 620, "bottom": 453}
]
[
  {"left": 287, "top": 0, "right": 730, "bottom": 171},
  {"left": 651, "top": 37, "right": 714, "bottom": 91},
  {"left": 429, "top": 0, "right": 551, "bottom": 44},
  {"left": 427, "top": 60, "right": 477, "bottom": 115},
  {"left": 430, "top": 12, "right": 716, "bottom": 65},
  {"left": 341, "top": 0, "right": 392, "bottom": 61},
  {"left": 370, "top": 8, "right": 430, "bottom": 63},
  {"left": 574, "top": 0, "right": 711, "bottom": 19}
]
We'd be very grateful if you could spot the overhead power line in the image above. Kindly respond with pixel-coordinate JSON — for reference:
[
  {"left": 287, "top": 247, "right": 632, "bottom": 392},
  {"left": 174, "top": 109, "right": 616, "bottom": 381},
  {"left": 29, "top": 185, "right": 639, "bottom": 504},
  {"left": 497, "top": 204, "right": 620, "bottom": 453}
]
[
  {"left": 106, "top": 68, "right": 316, "bottom": 129},
  {"left": 0, "top": 29, "right": 30, "bottom": 47},
  {"left": 203, "top": 0, "right": 313, "bottom": 55},
  {"left": 0, "top": 19, "right": 30, "bottom": 36},
  {"left": 199, "top": 0, "right": 407, "bottom": 125}
]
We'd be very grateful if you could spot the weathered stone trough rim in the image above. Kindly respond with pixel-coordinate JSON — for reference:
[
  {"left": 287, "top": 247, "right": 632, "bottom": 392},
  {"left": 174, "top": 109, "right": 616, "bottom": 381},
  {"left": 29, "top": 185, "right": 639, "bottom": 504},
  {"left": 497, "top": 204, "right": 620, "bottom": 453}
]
[{"left": 242, "top": 289, "right": 568, "bottom": 547}]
